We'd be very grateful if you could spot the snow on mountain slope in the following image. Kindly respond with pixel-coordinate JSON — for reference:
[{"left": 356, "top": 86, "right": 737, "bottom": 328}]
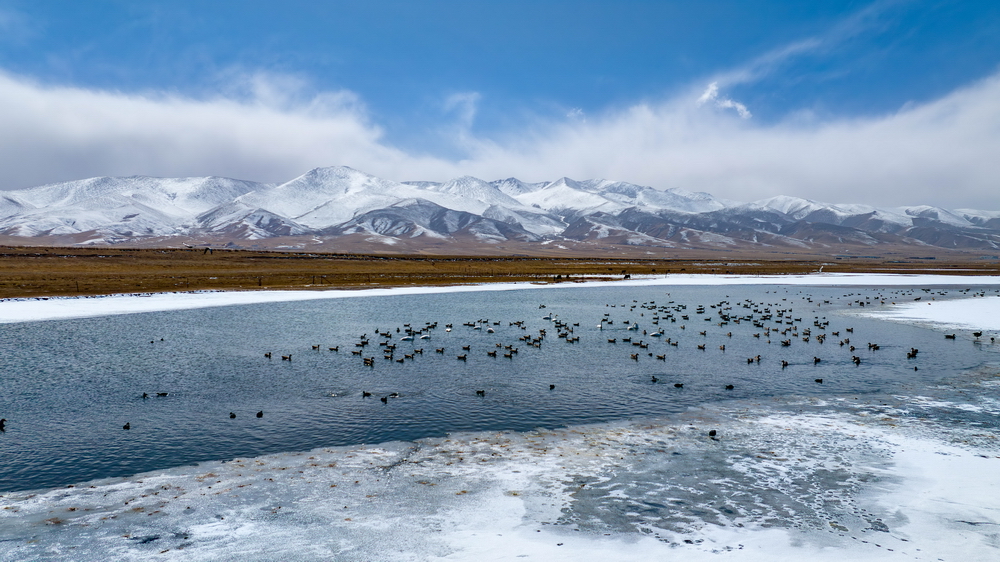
[
  {"left": 419, "top": 176, "right": 525, "bottom": 215},
  {"left": 236, "top": 166, "right": 416, "bottom": 227},
  {"left": 896, "top": 206, "right": 975, "bottom": 228},
  {"left": 331, "top": 198, "right": 539, "bottom": 242},
  {"left": 9, "top": 176, "right": 264, "bottom": 216},
  {"left": 0, "top": 175, "right": 267, "bottom": 236},
  {"left": 490, "top": 178, "right": 547, "bottom": 197},
  {"left": 515, "top": 178, "right": 626, "bottom": 215}
]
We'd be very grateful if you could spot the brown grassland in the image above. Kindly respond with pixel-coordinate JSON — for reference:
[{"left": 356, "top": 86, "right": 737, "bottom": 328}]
[{"left": 1, "top": 245, "right": 998, "bottom": 299}]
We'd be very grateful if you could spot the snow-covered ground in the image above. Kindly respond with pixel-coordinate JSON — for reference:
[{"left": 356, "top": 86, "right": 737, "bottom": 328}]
[
  {"left": 2, "top": 272, "right": 999, "bottom": 324},
  {"left": 856, "top": 294, "right": 1000, "bottom": 331}
]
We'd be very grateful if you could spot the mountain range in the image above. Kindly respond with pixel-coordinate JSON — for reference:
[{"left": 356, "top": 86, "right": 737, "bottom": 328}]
[{"left": 1, "top": 166, "right": 999, "bottom": 256}]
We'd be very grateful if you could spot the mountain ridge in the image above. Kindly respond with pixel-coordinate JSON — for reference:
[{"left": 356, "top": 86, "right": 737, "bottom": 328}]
[{"left": 1, "top": 166, "right": 998, "bottom": 254}]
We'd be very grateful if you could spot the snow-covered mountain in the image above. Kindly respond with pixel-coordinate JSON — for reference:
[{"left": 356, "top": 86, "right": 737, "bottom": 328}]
[{"left": 1, "top": 166, "right": 998, "bottom": 253}]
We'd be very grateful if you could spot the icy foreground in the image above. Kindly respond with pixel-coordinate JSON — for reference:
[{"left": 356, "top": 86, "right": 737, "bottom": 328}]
[{"left": 1, "top": 393, "right": 998, "bottom": 561}]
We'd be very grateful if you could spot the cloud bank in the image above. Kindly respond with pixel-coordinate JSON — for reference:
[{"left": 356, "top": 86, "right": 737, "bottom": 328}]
[{"left": 1, "top": 68, "right": 999, "bottom": 209}]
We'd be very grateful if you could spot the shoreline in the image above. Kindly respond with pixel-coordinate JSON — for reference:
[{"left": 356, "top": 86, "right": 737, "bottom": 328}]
[{"left": 2, "top": 272, "right": 1000, "bottom": 324}]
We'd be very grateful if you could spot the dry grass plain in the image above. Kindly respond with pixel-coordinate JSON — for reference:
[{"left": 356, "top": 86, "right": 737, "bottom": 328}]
[{"left": 1, "top": 245, "right": 998, "bottom": 299}]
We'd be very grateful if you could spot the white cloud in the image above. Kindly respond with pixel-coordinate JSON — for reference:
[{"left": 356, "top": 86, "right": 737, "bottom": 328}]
[
  {"left": 0, "top": 67, "right": 999, "bottom": 210},
  {"left": 696, "top": 81, "right": 752, "bottom": 119}
]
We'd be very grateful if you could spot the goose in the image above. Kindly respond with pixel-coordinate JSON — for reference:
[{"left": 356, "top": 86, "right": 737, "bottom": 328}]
[
  {"left": 457, "top": 354, "right": 467, "bottom": 361},
  {"left": 436, "top": 348, "right": 445, "bottom": 353},
  {"left": 282, "top": 354, "right": 292, "bottom": 360},
  {"left": 329, "top": 346, "right": 339, "bottom": 352},
  {"left": 264, "top": 352, "right": 272, "bottom": 358}
]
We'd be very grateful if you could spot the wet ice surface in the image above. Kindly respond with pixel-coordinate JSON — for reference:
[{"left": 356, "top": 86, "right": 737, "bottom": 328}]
[{"left": 1, "top": 380, "right": 999, "bottom": 561}]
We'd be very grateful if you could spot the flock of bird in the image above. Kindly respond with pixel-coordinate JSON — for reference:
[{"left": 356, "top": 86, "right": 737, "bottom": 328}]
[
  {"left": 3, "top": 286, "right": 995, "bottom": 435},
  {"left": 242, "top": 286, "right": 996, "bottom": 410}
]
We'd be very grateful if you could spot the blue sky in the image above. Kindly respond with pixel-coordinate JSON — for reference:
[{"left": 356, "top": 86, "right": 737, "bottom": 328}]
[{"left": 1, "top": 0, "right": 999, "bottom": 208}]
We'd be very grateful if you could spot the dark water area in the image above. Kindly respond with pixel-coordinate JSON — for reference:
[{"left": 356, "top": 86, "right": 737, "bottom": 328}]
[{"left": 1, "top": 283, "right": 997, "bottom": 492}]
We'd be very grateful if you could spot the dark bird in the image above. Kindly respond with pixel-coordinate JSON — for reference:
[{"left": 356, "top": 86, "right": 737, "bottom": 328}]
[
  {"left": 476, "top": 390, "right": 486, "bottom": 397},
  {"left": 122, "top": 422, "right": 130, "bottom": 430},
  {"left": 381, "top": 396, "right": 388, "bottom": 403},
  {"left": 142, "top": 393, "right": 148, "bottom": 399},
  {"left": 156, "top": 392, "right": 168, "bottom": 397},
  {"left": 725, "top": 384, "right": 734, "bottom": 390},
  {"left": 815, "top": 379, "right": 823, "bottom": 384},
  {"left": 229, "top": 412, "right": 236, "bottom": 419},
  {"left": 549, "top": 384, "right": 556, "bottom": 390},
  {"left": 256, "top": 411, "right": 263, "bottom": 418},
  {"left": 0, "top": 418, "right": 6, "bottom": 431},
  {"left": 973, "top": 331, "right": 983, "bottom": 339},
  {"left": 362, "top": 391, "right": 372, "bottom": 398},
  {"left": 708, "top": 430, "right": 717, "bottom": 437},
  {"left": 651, "top": 376, "right": 658, "bottom": 383},
  {"left": 674, "top": 383, "right": 684, "bottom": 388}
]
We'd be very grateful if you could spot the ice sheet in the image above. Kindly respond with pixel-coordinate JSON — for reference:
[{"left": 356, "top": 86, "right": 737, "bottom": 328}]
[
  {"left": 1, "top": 391, "right": 997, "bottom": 561},
  {"left": 856, "top": 294, "right": 1000, "bottom": 332},
  {"left": 2, "top": 272, "right": 999, "bottom": 324}
]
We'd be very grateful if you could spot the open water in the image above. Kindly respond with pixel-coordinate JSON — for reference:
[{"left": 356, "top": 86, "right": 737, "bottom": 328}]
[{"left": 1, "top": 283, "right": 998, "bottom": 492}]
